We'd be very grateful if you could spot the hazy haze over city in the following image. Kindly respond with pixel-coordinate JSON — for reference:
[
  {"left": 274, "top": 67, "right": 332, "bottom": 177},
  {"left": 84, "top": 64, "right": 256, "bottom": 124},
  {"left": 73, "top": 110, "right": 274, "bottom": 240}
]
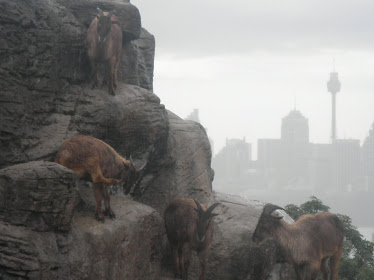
[{"left": 132, "top": 0, "right": 374, "bottom": 156}]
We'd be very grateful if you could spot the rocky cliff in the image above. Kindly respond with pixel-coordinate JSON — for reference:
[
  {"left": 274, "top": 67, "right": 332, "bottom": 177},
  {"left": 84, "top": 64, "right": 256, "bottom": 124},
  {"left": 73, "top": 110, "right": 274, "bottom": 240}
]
[{"left": 0, "top": 0, "right": 291, "bottom": 279}]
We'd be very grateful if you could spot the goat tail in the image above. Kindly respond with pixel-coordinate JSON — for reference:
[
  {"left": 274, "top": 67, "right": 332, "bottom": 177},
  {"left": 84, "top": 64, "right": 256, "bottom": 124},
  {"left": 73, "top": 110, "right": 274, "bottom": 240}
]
[
  {"left": 93, "top": 173, "right": 120, "bottom": 186},
  {"left": 333, "top": 215, "right": 344, "bottom": 234}
]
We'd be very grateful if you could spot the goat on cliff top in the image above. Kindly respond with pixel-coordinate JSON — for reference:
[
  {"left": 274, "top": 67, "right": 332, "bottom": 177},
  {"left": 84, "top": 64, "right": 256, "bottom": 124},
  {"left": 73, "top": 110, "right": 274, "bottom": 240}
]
[
  {"left": 164, "top": 198, "right": 220, "bottom": 280},
  {"left": 87, "top": 7, "right": 122, "bottom": 95},
  {"left": 252, "top": 203, "right": 344, "bottom": 280},
  {"left": 55, "top": 135, "right": 146, "bottom": 222}
]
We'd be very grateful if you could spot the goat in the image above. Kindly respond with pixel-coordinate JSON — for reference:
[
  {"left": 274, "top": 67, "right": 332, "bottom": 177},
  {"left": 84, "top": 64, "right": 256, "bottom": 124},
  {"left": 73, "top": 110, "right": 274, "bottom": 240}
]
[
  {"left": 87, "top": 7, "right": 123, "bottom": 95},
  {"left": 164, "top": 198, "right": 220, "bottom": 280},
  {"left": 252, "top": 203, "right": 344, "bottom": 280},
  {"left": 55, "top": 135, "right": 146, "bottom": 222}
]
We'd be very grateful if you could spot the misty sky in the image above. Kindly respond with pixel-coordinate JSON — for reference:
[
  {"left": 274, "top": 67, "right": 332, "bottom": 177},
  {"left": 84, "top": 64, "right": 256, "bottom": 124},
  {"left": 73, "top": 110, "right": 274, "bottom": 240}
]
[{"left": 131, "top": 0, "right": 374, "bottom": 157}]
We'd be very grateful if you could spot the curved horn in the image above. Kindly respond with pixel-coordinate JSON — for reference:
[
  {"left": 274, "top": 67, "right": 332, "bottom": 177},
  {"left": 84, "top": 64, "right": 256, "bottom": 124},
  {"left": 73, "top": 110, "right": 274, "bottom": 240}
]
[
  {"left": 137, "top": 159, "right": 147, "bottom": 172},
  {"left": 97, "top": 7, "right": 104, "bottom": 16},
  {"left": 263, "top": 203, "right": 285, "bottom": 216},
  {"left": 205, "top": 203, "right": 220, "bottom": 218},
  {"left": 194, "top": 199, "right": 204, "bottom": 216},
  {"left": 129, "top": 155, "right": 135, "bottom": 169}
]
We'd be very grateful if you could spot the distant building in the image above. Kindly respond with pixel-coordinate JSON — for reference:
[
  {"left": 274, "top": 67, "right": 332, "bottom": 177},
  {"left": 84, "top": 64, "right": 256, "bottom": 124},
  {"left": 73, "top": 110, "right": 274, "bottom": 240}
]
[
  {"left": 281, "top": 109, "right": 309, "bottom": 143},
  {"left": 212, "top": 137, "right": 252, "bottom": 191},
  {"left": 257, "top": 110, "right": 311, "bottom": 190},
  {"left": 256, "top": 109, "right": 361, "bottom": 192},
  {"left": 212, "top": 106, "right": 365, "bottom": 194},
  {"left": 308, "top": 144, "right": 332, "bottom": 192},
  {"left": 362, "top": 122, "right": 374, "bottom": 192},
  {"left": 185, "top": 108, "right": 200, "bottom": 123},
  {"left": 185, "top": 108, "right": 214, "bottom": 155},
  {"left": 331, "top": 139, "right": 361, "bottom": 192}
]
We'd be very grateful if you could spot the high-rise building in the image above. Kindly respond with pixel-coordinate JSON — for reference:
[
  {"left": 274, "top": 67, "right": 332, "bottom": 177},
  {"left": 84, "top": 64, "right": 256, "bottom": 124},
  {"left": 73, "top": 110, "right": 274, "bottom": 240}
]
[
  {"left": 331, "top": 139, "right": 361, "bottom": 192},
  {"left": 257, "top": 110, "right": 311, "bottom": 189},
  {"left": 281, "top": 109, "right": 309, "bottom": 143},
  {"left": 212, "top": 137, "right": 252, "bottom": 191},
  {"left": 362, "top": 122, "right": 374, "bottom": 192}
]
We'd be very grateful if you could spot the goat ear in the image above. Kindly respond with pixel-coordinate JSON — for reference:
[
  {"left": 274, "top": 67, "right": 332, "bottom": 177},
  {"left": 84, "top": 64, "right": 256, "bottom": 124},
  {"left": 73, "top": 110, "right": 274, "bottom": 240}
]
[
  {"left": 97, "top": 7, "right": 104, "bottom": 17},
  {"left": 271, "top": 210, "right": 284, "bottom": 221}
]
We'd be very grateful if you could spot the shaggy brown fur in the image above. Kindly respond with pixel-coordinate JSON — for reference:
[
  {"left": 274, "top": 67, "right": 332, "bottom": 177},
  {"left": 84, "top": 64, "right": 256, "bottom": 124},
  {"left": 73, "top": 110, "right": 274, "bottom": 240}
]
[
  {"left": 87, "top": 8, "right": 123, "bottom": 95},
  {"left": 55, "top": 135, "right": 144, "bottom": 222},
  {"left": 164, "top": 198, "right": 220, "bottom": 280},
  {"left": 252, "top": 204, "right": 344, "bottom": 280}
]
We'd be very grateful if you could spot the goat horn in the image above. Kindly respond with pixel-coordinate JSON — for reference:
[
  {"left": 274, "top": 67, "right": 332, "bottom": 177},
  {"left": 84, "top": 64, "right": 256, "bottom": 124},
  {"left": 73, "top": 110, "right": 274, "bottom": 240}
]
[
  {"left": 205, "top": 203, "right": 220, "bottom": 218},
  {"left": 137, "top": 159, "right": 147, "bottom": 172},
  {"left": 97, "top": 7, "right": 104, "bottom": 16},
  {"left": 129, "top": 155, "right": 135, "bottom": 169},
  {"left": 194, "top": 199, "right": 204, "bottom": 215},
  {"left": 263, "top": 203, "right": 285, "bottom": 216}
]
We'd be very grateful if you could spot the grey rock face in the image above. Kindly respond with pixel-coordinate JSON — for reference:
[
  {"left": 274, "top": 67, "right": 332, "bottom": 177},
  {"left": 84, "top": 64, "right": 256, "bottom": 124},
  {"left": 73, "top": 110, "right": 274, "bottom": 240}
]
[
  {"left": 0, "top": 183, "right": 164, "bottom": 280},
  {"left": 136, "top": 111, "right": 214, "bottom": 214},
  {"left": 0, "top": 161, "right": 79, "bottom": 232},
  {"left": 0, "top": 0, "right": 155, "bottom": 168},
  {"left": 0, "top": 0, "right": 291, "bottom": 279}
]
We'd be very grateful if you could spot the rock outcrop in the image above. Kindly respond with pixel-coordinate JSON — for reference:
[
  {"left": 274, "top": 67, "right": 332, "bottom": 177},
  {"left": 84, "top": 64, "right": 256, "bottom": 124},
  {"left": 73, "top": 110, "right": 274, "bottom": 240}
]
[
  {"left": 0, "top": 0, "right": 294, "bottom": 279},
  {"left": 136, "top": 111, "right": 214, "bottom": 214},
  {"left": 0, "top": 177, "right": 164, "bottom": 280},
  {"left": 0, "top": 0, "right": 215, "bottom": 278},
  {"left": 0, "top": 161, "right": 79, "bottom": 232}
]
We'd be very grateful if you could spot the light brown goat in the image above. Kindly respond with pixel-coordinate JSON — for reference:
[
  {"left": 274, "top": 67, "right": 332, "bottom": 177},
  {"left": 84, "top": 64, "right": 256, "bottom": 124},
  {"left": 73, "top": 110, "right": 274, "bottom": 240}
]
[
  {"left": 55, "top": 135, "right": 145, "bottom": 222},
  {"left": 164, "top": 198, "right": 220, "bottom": 280},
  {"left": 252, "top": 204, "right": 344, "bottom": 280},
  {"left": 87, "top": 8, "right": 123, "bottom": 95}
]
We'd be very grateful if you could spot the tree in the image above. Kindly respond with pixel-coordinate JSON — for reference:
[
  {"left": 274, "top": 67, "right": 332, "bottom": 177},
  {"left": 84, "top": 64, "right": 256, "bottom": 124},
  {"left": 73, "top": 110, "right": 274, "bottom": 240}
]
[{"left": 284, "top": 196, "right": 374, "bottom": 280}]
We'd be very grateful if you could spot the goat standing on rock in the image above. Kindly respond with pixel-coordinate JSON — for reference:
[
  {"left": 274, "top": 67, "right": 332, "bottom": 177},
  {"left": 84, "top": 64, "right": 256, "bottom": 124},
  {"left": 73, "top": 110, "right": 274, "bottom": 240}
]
[
  {"left": 252, "top": 203, "right": 344, "bottom": 280},
  {"left": 164, "top": 198, "right": 220, "bottom": 280},
  {"left": 87, "top": 8, "right": 123, "bottom": 95},
  {"left": 55, "top": 135, "right": 146, "bottom": 222}
]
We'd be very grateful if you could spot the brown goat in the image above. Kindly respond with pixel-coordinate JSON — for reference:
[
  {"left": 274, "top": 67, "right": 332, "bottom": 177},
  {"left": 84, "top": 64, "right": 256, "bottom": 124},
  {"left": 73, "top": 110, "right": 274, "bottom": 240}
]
[
  {"left": 164, "top": 198, "right": 220, "bottom": 280},
  {"left": 55, "top": 135, "right": 146, "bottom": 222},
  {"left": 252, "top": 204, "right": 344, "bottom": 280},
  {"left": 87, "top": 8, "right": 123, "bottom": 95}
]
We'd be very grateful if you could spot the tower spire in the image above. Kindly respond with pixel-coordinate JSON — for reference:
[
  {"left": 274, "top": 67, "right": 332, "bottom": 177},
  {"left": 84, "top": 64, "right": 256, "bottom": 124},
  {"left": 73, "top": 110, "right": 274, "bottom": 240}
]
[{"left": 327, "top": 70, "right": 341, "bottom": 141}]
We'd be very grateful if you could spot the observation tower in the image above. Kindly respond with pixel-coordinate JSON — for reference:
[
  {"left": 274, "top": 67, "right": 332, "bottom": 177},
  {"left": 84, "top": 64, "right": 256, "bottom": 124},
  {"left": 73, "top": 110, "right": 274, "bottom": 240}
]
[{"left": 327, "top": 71, "right": 341, "bottom": 141}]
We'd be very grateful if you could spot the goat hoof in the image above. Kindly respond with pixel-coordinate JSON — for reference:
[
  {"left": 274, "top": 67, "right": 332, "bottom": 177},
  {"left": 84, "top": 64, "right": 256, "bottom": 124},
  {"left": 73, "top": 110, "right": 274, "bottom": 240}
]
[
  {"left": 109, "top": 213, "right": 116, "bottom": 219},
  {"left": 95, "top": 214, "right": 105, "bottom": 222}
]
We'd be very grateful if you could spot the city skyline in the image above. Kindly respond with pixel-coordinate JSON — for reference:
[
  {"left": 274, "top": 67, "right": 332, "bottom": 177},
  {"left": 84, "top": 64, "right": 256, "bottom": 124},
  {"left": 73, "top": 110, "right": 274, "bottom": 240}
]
[{"left": 132, "top": 0, "right": 374, "bottom": 155}]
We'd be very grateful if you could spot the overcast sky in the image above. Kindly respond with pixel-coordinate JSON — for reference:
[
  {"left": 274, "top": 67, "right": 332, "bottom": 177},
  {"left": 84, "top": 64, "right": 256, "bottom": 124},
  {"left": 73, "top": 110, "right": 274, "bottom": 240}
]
[{"left": 131, "top": 0, "right": 374, "bottom": 157}]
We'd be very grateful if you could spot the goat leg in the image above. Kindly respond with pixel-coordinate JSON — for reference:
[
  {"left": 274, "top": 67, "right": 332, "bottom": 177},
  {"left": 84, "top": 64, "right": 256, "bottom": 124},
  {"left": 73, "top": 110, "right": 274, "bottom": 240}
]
[
  {"left": 181, "top": 243, "right": 191, "bottom": 280},
  {"left": 330, "top": 248, "right": 342, "bottom": 280},
  {"left": 107, "top": 58, "right": 116, "bottom": 95},
  {"left": 93, "top": 183, "right": 105, "bottom": 222},
  {"left": 91, "top": 61, "right": 99, "bottom": 90},
  {"left": 113, "top": 50, "right": 121, "bottom": 89},
  {"left": 102, "top": 185, "right": 116, "bottom": 219},
  {"left": 198, "top": 252, "right": 207, "bottom": 280},
  {"left": 102, "top": 68, "right": 108, "bottom": 88},
  {"left": 173, "top": 247, "right": 181, "bottom": 278}
]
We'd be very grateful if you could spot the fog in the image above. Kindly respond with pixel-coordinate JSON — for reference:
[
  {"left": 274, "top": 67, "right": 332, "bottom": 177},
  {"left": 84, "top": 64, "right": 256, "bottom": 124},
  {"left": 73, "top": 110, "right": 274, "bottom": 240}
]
[{"left": 131, "top": 1, "right": 374, "bottom": 232}]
